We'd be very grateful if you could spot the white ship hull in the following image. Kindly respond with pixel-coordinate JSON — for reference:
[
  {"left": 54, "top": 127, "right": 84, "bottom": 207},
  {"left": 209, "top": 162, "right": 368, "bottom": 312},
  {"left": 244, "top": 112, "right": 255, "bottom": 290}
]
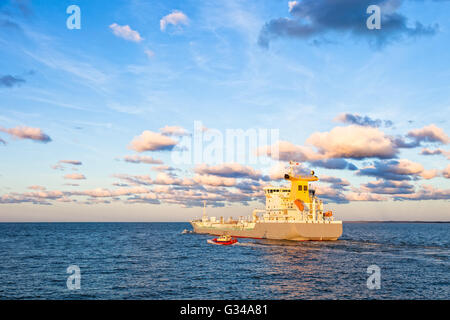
[{"left": 191, "top": 221, "right": 342, "bottom": 241}]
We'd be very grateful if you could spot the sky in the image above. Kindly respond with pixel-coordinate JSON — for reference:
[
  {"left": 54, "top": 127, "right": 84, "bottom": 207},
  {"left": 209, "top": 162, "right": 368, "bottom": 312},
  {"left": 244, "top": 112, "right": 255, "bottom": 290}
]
[{"left": 0, "top": 0, "right": 449, "bottom": 222}]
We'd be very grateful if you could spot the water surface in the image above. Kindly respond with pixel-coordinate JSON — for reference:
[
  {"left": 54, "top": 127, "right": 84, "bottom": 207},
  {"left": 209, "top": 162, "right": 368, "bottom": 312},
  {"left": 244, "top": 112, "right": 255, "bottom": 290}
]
[{"left": 0, "top": 222, "right": 448, "bottom": 299}]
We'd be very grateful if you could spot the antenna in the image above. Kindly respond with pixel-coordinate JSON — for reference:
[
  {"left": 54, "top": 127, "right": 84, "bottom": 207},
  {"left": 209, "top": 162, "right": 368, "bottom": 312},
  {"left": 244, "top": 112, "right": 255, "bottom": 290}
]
[
  {"left": 202, "top": 200, "right": 207, "bottom": 219},
  {"left": 288, "top": 160, "right": 299, "bottom": 176}
]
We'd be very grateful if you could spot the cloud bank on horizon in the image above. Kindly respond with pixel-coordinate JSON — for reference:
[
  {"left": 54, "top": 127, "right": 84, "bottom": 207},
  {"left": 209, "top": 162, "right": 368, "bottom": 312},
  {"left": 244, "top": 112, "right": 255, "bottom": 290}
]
[{"left": 1, "top": 116, "right": 449, "bottom": 208}]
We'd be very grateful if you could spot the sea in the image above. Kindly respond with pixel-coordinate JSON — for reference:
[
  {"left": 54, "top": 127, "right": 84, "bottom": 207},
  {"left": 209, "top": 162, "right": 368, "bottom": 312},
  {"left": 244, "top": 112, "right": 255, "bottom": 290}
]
[{"left": 0, "top": 222, "right": 448, "bottom": 299}]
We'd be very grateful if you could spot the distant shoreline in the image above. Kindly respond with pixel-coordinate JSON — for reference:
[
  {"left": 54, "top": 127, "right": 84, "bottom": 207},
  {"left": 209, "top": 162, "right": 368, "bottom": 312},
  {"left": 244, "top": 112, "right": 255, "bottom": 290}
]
[{"left": 343, "top": 221, "right": 450, "bottom": 223}]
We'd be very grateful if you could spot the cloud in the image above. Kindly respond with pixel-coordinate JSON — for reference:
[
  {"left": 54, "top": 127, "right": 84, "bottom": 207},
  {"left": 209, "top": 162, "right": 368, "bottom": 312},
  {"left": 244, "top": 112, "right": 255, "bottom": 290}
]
[
  {"left": 257, "top": 140, "right": 317, "bottom": 162},
  {"left": 154, "top": 172, "right": 194, "bottom": 186},
  {"left": 194, "top": 163, "right": 263, "bottom": 180},
  {"left": 0, "top": 74, "right": 25, "bottom": 88},
  {"left": 258, "top": 125, "right": 397, "bottom": 167},
  {"left": 306, "top": 125, "right": 397, "bottom": 159},
  {"left": 114, "top": 174, "right": 153, "bottom": 186},
  {"left": 288, "top": 1, "right": 299, "bottom": 12},
  {"left": 314, "top": 184, "right": 349, "bottom": 203},
  {"left": 160, "top": 10, "right": 189, "bottom": 31},
  {"left": 393, "top": 124, "right": 449, "bottom": 149},
  {"left": 258, "top": 0, "right": 438, "bottom": 48},
  {"left": 345, "top": 191, "right": 386, "bottom": 202},
  {"left": 0, "top": 18, "right": 21, "bottom": 31},
  {"left": 144, "top": 49, "right": 155, "bottom": 59},
  {"left": 0, "top": 126, "right": 51, "bottom": 143},
  {"left": 357, "top": 159, "right": 435, "bottom": 181},
  {"left": 72, "top": 187, "right": 150, "bottom": 198},
  {"left": 420, "top": 148, "right": 450, "bottom": 159},
  {"left": 0, "top": 0, "right": 33, "bottom": 33},
  {"left": 129, "top": 130, "right": 178, "bottom": 152},
  {"left": 393, "top": 185, "right": 450, "bottom": 201},
  {"left": 28, "top": 185, "right": 46, "bottom": 191},
  {"left": 151, "top": 165, "right": 178, "bottom": 172},
  {"left": 407, "top": 124, "right": 449, "bottom": 145},
  {"left": 334, "top": 113, "right": 393, "bottom": 128},
  {"left": 443, "top": 165, "right": 450, "bottom": 179},
  {"left": 64, "top": 173, "right": 86, "bottom": 180},
  {"left": 420, "top": 169, "right": 438, "bottom": 180},
  {"left": 59, "top": 160, "right": 82, "bottom": 165},
  {"left": 320, "top": 175, "right": 351, "bottom": 187},
  {"left": 64, "top": 183, "right": 80, "bottom": 187},
  {"left": 109, "top": 23, "right": 143, "bottom": 42},
  {"left": 267, "top": 162, "right": 291, "bottom": 180},
  {"left": 361, "top": 180, "right": 415, "bottom": 194},
  {"left": 193, "top": 174, "right": 236, "bottom": 187},
  {"left": 123, "top": 155, "right": 163, "bottom": 164},
  {"left": 159, "top": 125, "right": 190, "bottom": 136},
  {"left": 310, "top": 159, "right": 358, "bottom": 170}
]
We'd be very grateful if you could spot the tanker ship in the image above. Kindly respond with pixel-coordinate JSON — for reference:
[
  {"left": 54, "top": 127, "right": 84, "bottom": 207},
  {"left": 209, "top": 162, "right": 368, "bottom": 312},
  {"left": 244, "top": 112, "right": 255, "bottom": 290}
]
[{"left": 190, "top": 162, "right": 342, "bottom": 241}]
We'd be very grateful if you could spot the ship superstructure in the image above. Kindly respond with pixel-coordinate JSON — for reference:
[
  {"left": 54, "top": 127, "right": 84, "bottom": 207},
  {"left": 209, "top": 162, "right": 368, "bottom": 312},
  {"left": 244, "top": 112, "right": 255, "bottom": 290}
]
[{"left": 190, "top": 162, "right": 343, "bottom": 241}]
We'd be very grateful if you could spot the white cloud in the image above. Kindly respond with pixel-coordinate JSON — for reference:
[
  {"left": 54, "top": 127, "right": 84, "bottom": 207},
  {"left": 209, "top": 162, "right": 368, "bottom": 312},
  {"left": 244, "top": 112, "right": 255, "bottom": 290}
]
[
  {"left": 193, "top": 174, "right": 236, "bottom": 187},
  {"left": 408, "top": 124, "right": 449, "bottom": 145},
  {"left": 194, "top": 163, "right": 262, "bottom": 180},
  {"left": 159, "top": 125, "right": 189, "bottom": 136},
  {"left": 109, "top": 23, "right": 143, "bottom": 42},
  {"left": 64, "top": 173, "right": 86, "bottom": 180},
  {"left": 144, "top": 49, "right": 155, "bottom": 58},
  {"left": 0, "top": 126, "right": 51, "bottom": 143},
  {"left": 129, "top": 130, "right": 178, "bottom": 152},
  {"left": 288, "top": 1, "right": 298, "bottom": 12},
  {"left": 306, "top": 125, "right": 397, "bottom": 159},
  {"left": 123, "top": 155, "right": 163, "bottom": 164},
  {"left": 160, "top": 10, "right": 189, "bottom": 32}
]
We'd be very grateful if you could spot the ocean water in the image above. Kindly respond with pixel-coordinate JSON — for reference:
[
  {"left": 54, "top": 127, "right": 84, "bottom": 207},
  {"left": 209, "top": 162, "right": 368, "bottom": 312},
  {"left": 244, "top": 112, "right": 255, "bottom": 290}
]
[{"left": 0, "top": 222, "right": 448, "bottom": 300}]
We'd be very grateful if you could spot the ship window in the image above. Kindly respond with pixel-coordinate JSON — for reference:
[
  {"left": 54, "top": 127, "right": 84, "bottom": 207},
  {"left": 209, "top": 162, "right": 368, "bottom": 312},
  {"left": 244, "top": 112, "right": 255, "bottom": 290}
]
[
  {"left": 298, "top": 186, "right": 302, "bottom": 191},
  {"left": 304, "top": 185, "right": 308, "bottom": 191}
]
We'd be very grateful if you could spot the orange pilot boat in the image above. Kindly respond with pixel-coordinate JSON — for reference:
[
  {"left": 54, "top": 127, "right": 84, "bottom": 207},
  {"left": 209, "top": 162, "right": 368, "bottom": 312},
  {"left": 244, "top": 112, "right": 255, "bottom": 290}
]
[{"left": 207, "top": 234, "right": 237, "bottom": 246}]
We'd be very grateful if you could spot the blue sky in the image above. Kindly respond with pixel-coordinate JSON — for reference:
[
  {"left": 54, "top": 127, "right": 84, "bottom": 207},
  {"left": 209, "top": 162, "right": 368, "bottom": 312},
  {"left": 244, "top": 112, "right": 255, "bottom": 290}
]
[{"left": 0, "top": 0, "right": 449, "bottom": 221}]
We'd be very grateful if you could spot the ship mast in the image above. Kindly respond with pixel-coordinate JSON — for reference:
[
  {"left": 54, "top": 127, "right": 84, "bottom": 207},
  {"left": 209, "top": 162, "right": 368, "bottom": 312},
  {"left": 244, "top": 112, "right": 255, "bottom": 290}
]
[
  {"left": 288, "top": 160, "right": 299, "bottom": 176},
  {"left": 202, "top": 200, "right": 207, "bottom": 220}
]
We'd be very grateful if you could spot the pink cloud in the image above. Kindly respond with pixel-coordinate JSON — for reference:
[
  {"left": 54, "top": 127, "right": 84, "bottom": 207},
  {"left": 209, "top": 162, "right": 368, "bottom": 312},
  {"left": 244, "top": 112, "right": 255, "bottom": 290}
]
[
  {"left": 306, "top": 125, "right": 396, "bottom": 159},
  {"left": 420, "top": 148, "right": 450, "bottom": 159},
  {"left": 195, "top": 163, "right": 263, "bottom": 180},
  {"left": 129, "top": 130, "right": 178, "bottom": 152},
  {"left": 393, "top": 185, "right": 450, "bottom": 201},
  {"left": 159, "top": 125, "right": 189, "bottom": 136},
  {"left": 64, "top": 173, "right": 86, "bottom": 180},
  {"left": 345, "top": 192, "right": 386, "bottom": 202},
  {"left": 443, "top": 165, "right": 450, "bottom": 179},
  {"left": 28, "top": 185, "right": 46, "bottom": 191},
  {"left": 109, "top": 23, "right": 143, "bottom": 42},
  {"left": 193, "top": 174, "right": 236, "bottom": 187},
  {"left": 0, "top": 126, "right": 51, "bottom": 143},
  {"left": 123, "top": 155, "right": 163, "bottom": 164},
  {"left": 59, "top": 160, "right": 82, "bottom": 165},
  {"left": 160, "top": 10, "right": 189, "bottom": 31},
  {"left": 258, "top": 125, "right": 397, "bottom": 162},
  {"left": 408, "top": 124, "right": 449, "bottom": 144}
]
